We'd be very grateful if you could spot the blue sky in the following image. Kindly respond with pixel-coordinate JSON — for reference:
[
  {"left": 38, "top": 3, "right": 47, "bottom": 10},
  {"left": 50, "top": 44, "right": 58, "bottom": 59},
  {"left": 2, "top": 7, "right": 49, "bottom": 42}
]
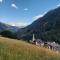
[{"left": 0, "top": 0, "right": 60, "bottom": 26}]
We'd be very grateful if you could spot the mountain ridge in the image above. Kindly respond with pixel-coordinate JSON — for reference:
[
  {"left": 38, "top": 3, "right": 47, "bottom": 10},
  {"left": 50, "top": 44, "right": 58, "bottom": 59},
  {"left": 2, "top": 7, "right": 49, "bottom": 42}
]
[
  {"left": 0, "top": 22, "right": 24, "bottom": 33},
  {"left": 17, "top": 7, "right": 60, "bottom": 43}
]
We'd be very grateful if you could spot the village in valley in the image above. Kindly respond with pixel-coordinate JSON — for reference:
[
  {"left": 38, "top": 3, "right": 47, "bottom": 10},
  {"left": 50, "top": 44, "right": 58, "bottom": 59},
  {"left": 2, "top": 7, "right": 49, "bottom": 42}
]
[{"left": 30, "top": 34, "right": 60, "bottom": 52}]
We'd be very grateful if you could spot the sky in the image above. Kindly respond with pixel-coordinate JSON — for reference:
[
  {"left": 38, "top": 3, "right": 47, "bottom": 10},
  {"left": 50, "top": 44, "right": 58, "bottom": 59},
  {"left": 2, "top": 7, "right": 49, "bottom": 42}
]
[{"left": 0, "top": 0, "right": 60, "bottom": 26}]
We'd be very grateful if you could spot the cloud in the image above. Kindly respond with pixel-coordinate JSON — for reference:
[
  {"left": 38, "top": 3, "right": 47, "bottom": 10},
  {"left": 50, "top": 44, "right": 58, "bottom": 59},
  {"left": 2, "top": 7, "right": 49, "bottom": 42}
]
[
  {"left": 24, "top": 8, "right": 28, "bottom": 11},
  {"left": 11, "top": 24, "right": 16, "bottom": 26},
  {"left": 33, "top": 15, "right": 43, "bottom": 20},
  {"left": 11, "top": 3, "right": 18, "bottom": 9},
  {"left": 0, "top": 0, "right": 3, "bottom": 3},
  {"left": 8, "top": 22, "right": 30, "bottom": 26},
  {"left": 33, "top": 12, "right": 47, "bottom": 20},
  {"left": 57, "top": 4, "right": 60, "bottom": 7}
]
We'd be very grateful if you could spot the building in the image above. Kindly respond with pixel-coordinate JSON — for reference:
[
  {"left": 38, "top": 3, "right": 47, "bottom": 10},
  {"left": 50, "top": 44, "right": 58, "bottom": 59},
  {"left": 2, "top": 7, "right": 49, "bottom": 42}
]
[
  {"left": 31, "top": 34, "right": 60, "bottom": 51},
  {"left": 32, "top": 34, "right": 44, "bottom": 47},
  {"left": 47, "top": 42, "right": 60, "bottom": 51}
]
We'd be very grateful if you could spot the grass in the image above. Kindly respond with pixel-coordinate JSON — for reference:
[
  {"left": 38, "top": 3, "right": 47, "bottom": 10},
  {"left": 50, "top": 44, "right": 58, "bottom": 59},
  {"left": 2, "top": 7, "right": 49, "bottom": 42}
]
[{"left": 0, "top": 37, "right": 60, "bottom": 60}]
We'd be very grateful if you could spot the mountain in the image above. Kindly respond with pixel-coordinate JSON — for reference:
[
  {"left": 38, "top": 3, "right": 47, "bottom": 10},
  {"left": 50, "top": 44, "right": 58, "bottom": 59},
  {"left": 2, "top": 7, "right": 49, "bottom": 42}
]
[
  {"left": 0, "top": 22, "right": 21, "bottom": 33},
  {"left": 17, "top": 7, "right": 60, "bottom": 43}
]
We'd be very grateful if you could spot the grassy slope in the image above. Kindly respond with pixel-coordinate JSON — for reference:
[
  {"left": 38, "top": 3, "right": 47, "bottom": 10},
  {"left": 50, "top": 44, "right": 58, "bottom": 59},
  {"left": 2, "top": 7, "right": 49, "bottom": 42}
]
[{"left": 0, "top": 37, "right": 60, "bottom": 60}]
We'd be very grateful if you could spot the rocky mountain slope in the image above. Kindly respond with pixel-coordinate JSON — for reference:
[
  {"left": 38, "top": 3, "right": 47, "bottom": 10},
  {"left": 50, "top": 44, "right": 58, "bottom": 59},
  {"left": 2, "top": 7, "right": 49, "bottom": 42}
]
[
  {"left": 17, "top": 7, "right": 60, "bottom": 43},
  {"left": 0, "top": 22, "right": 21, "bottom": 33}
]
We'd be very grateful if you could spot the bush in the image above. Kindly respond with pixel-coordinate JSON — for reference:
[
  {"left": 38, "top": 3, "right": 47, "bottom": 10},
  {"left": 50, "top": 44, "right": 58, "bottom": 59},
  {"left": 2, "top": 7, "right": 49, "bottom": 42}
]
[{"left": 0, "top": 30, "right": 17, "bottom": 39}]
